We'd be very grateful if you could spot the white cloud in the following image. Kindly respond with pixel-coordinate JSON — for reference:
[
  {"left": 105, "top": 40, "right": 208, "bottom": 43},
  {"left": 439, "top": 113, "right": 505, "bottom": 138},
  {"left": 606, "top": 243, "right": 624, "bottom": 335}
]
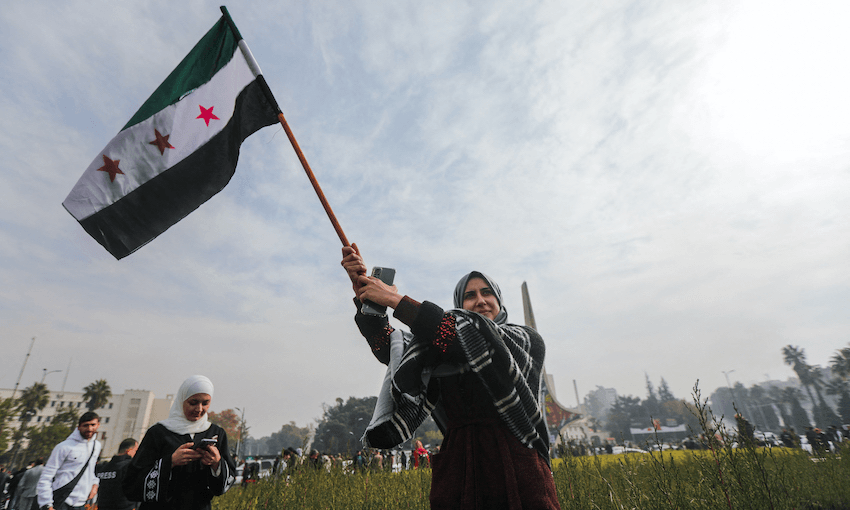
[{"left": 2, "top": 0, "right": 848, "bottom": 437}]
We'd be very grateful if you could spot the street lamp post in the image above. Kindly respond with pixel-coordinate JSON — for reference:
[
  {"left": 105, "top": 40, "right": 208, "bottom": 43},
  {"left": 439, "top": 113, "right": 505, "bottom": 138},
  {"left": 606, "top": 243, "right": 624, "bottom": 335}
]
[
  {"left": 235, "top": 407, "right": 246, "bottom": 459},
  {"left": 723, "top": 369, "right": 757, "bottom": 428},
  {"left": 722, "top": 370, "right": 736, "bottom": 399},
  {"left": 41, "top": 368, "right": 62, "bottom": 384},
  {"left": 722, "top": 369, "right": 741, "bottom": 414}
]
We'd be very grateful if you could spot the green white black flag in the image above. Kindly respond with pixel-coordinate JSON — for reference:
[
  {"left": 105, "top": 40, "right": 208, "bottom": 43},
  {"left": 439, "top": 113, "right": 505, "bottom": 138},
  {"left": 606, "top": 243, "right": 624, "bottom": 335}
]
[{"left": 63, "top": 14, "right": 279, "bottom": 259}]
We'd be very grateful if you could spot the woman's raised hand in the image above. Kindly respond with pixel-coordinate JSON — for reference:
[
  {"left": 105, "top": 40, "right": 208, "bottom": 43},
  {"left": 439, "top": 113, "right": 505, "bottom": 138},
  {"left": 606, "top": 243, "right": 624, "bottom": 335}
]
[
  {"left": 342, "top": 243, "right": 402, "bottom": 309},
  {"left": 355, "top": 273, "right": 402, "bottom": 310},
  {"left": 341, "top": 243, "right": 367, "bottom": 292}
]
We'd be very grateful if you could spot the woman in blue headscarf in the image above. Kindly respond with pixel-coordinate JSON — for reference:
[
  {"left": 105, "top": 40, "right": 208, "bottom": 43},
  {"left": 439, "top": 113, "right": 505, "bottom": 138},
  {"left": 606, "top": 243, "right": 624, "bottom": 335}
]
[{"left": 342, "top": 245, "right": 560, "bottom": 510}]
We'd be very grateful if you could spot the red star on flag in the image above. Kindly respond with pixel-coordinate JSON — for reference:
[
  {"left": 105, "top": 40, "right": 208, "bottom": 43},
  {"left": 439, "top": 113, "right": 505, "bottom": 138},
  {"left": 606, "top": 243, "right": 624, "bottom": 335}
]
[
  {"left": 97, "top": 155, "right": 125, "bottom": 182},
  {"left": 149, "top": 129, "right": 175, "bottom": 155},
  {"left": 197, "top": 105, "right": 220, "bottom": 126}
]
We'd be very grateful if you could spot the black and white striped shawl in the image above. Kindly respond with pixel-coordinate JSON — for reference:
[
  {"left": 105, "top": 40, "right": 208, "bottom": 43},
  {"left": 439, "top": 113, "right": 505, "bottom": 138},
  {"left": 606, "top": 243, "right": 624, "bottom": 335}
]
[{"left": 363, "top": 307, "right": 550, "bottom": 463}]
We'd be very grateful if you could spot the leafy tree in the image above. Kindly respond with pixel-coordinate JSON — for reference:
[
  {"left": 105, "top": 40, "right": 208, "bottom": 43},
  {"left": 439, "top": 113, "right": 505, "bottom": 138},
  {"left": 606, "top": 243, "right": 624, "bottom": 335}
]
[
  {"left": 266, "top": 421, "right": 311, "bottom": 453},
  {"left": 660, "top": 399, "right": 700, "bottom": 432},
  {"left": 24, "top": 406, "right": 78, "bottom": 460},
  {"left": 312, "top": 396, "right": 377, "bottom": 454},
  {"left": 643, "top": 375, "right": 660, "bottom": 418},
  {"left": 657, "top": 378, "right": 676, "bottom": 403},
  {"left": 208, "top": 409, "right": 243, "bottom": 444},
  {"left": 408, "top": 416, "right": 442, "bottom": 450},
  {"left": 606, "top": 395, "right": 642, "bottom": 442},
  {"left": 82, "top": 379, "right": 112, "bottom": 411}
]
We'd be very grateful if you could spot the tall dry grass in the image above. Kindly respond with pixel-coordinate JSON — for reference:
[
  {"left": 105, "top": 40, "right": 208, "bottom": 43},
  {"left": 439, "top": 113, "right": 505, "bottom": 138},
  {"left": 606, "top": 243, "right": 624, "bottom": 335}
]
[{"left": 214, "top": 384, "right": 850, "bottom": 509}]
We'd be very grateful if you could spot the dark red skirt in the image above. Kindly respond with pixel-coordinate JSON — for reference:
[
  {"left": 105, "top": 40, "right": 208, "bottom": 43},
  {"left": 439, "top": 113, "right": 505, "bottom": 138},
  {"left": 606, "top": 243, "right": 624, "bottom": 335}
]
[{"left": 429, "top": 374, "right": 561, "bottom": 510}]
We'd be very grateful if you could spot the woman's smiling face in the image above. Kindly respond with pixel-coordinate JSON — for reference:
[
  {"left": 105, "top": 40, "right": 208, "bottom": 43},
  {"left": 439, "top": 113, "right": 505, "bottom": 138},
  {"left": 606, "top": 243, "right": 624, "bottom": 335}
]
[
  {"left": 462, "top": 277, "right": 500, "bottom": 321},
  {"left": 182, "top": 393, "right": 211, "bottom": 422}
]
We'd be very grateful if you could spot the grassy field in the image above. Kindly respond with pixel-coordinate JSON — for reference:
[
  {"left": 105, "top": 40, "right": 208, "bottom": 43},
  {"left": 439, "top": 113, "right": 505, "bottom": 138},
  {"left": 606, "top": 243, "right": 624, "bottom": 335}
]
[
  {"left": 552, "top": 445, "right": 849, "bottom": 509},
  {"left": 213, "top": 443, "right": 850, "bottom": 510},
  {"left": 214, "top": 388, "right": 849, "bottom": 509}
]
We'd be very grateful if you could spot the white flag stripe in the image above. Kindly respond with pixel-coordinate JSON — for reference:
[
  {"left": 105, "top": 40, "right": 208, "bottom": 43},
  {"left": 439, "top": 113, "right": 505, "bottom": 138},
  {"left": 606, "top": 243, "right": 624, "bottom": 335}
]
[{"left": 64, "top": 48, "right": 255, "bottom": 221}]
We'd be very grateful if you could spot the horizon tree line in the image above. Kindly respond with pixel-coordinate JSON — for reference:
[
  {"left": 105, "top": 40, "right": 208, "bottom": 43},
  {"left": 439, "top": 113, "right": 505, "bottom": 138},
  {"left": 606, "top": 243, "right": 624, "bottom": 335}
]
[{"left": 594, "top": 343, "right": 850, "bottom": 444}]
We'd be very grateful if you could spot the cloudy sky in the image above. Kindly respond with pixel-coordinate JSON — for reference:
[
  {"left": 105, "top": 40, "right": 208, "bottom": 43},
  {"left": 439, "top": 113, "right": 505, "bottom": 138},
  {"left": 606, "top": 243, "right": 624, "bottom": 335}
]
[{"left": 2, "top": 0, "right": 849, "bottom": 438}]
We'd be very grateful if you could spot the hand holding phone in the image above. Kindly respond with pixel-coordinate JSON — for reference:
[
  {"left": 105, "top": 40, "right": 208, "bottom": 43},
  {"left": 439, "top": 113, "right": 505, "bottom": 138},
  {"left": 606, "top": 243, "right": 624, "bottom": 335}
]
[
  {"left": 360, "top": 267, "right": 396, "bottom": 316},
  {"left": 194, "top": 437, "right": 217, "bottom": 450}
]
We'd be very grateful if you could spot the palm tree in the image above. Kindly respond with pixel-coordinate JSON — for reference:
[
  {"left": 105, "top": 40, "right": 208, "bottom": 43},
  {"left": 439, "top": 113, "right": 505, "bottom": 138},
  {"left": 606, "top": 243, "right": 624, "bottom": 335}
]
[
  {"left": 16, "top": 382, "right": 50, "bottom": 422},
  {"left": 83, "top": 379, "right": 112, "bottom": 411},
  {"left": 824, "top": 378, "right": 850, "bottom": 424},
  {"left": 780, "top": 386, "right": 811, "bottom": 430},
  {"left": 830, "top": 345, "right": 850, "bottom": 380},
  {"left": 808, "top": 368, "right": 840, "bottom": 427},
  {"left": 10, "top": 382, "right": 50, "bottom": 468},
  {"left": 0, "top": 397, "right": 13, "bottom": 452},
  {"left": 782, "top": 345, "right": 817, "bottom": 405}
]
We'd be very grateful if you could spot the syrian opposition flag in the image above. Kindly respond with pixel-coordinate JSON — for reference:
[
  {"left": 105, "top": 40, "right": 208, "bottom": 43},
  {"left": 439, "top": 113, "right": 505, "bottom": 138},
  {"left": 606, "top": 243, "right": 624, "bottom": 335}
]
[{"left": 63, "top": 13, "right": 280, "bottom": 259}]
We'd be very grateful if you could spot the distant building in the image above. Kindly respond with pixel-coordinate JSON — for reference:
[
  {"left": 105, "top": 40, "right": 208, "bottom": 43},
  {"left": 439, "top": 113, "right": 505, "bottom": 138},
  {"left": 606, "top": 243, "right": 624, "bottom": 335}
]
[{"left": 0, "top": 387, "right": 173, "bottom": 457}]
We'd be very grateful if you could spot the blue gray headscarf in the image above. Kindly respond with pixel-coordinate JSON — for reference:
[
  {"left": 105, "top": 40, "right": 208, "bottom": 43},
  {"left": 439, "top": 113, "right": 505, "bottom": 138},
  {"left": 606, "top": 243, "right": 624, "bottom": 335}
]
[{"left": 452, "top": 271, "right": 508, "bottom": 325}]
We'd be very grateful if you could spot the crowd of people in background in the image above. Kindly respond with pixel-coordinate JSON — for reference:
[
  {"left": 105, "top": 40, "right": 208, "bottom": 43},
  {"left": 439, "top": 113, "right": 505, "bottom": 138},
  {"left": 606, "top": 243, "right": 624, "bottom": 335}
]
[
  {"left": 554, "top": 419, "right": 849, "bottom": 458},
  {"left": 235, "top": 440, "right": 437, "bottom": 485}
]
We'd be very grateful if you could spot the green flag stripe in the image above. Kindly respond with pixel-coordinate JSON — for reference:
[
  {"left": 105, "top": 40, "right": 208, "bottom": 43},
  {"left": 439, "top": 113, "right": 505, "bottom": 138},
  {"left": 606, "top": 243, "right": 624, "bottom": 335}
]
[
  {"left": 123, "top": 17, "right": 239, "bottom": 130},
  {"left": 63, "top": 44, "right": 255, "bottom": 221}
]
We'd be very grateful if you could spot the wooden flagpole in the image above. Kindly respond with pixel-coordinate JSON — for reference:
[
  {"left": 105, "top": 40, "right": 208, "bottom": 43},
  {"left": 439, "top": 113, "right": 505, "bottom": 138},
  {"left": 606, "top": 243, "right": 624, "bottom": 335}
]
[
  {"left": 275, "top": 112, "right": 350, "bottom": 247},
  {"left": 221, "top": 5, "right": 350, "bottom": 247}
]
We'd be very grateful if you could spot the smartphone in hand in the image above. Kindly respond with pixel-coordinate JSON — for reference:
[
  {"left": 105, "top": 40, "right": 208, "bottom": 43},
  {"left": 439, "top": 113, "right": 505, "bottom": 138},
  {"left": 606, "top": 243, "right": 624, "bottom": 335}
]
[
  {"left": 361, "top": 267, "right": 396, "bottom": 316},
  {"left": 193, "top": 437, "right": 217, "bottom": 450}
]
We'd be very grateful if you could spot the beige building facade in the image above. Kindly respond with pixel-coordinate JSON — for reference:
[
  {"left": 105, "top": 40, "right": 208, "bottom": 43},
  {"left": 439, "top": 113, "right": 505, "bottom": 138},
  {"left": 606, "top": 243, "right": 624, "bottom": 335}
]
[{"left": 1, "top": 388, "right": 174, "bottom": 457}]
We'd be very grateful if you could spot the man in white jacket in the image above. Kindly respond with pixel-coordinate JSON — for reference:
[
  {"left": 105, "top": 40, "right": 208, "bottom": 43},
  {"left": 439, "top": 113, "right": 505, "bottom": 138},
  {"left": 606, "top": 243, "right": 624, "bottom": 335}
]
[{"left": 36, "top": 412, "right": 101, "bottom": 510}]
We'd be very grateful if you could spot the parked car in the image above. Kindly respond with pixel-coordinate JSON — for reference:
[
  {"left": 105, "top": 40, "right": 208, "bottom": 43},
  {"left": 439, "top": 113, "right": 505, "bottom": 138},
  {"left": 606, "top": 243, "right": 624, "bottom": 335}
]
[
  {"left": 235, "top": 459, "right": 275, "bottom": 485},
  {"left": 611, "top": 446, "right": 648, "bottom": 454},
  {"left": 647, "top": 443, "right": 674, "bottom": 451},
  {"left": 754, "top": 431, "right": 778, "bottom": 446},
  {"left": 256, "top": 459, "right": 275, "bottom": 478}
]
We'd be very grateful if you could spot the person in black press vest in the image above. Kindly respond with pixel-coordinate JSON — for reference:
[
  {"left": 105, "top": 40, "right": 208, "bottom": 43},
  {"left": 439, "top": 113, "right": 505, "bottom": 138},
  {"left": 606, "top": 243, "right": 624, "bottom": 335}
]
[{"left": 96, "top": 438, "right": 139, "bottom": 510}]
